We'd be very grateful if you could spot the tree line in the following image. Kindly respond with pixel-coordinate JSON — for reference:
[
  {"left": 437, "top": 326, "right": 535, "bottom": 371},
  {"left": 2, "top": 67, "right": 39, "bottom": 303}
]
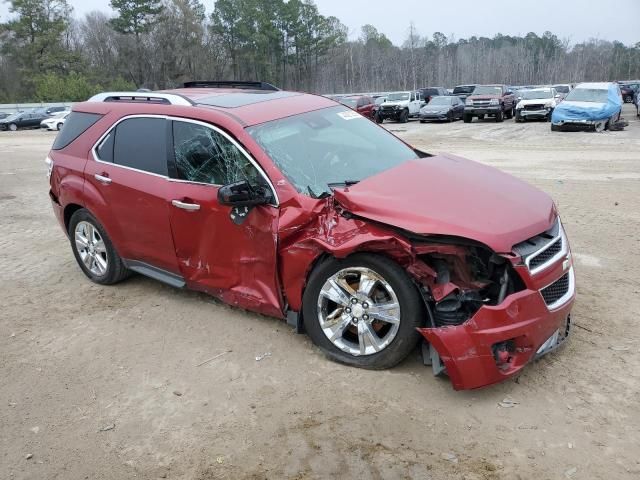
[{"left": 1, "top": 0, "right": 639, "bottom": 102}]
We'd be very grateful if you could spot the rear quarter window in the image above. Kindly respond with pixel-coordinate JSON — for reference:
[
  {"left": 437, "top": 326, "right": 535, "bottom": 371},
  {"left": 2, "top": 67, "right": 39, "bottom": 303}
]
[{"left": 52, "top": 112, "right": 103, "bottom": 150}]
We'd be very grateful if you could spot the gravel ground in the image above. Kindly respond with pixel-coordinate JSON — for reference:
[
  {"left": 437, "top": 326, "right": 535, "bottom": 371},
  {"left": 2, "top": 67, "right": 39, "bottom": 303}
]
[{"left": 1, "top": 105, "right": 640, "bottom": 480}]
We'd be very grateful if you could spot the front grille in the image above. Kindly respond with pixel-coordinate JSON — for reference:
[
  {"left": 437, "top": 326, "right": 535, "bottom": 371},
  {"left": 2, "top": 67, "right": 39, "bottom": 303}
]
[
  {"left": 513, "top": 218, "right": 565, "bottom": 274},
  {"left": 529, "top": 238, "right": 562, "bottom": 270},
  {"left": 524, "top": 104, "right": 545, "bottom": 110},
  {"left": 382, "top": 106, "right": 396, "bottom": 111},
  {"left": 473, "top": 100, "right": 490, "bottom": 107},
  {"left": 541, "top": 272, "right": 570, "bottom": 306}
]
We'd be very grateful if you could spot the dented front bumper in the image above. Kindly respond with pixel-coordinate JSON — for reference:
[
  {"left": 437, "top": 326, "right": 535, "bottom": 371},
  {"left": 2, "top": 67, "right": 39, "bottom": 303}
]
[{"left": 418, "top": 275, "right": 575, "bottom": 390}]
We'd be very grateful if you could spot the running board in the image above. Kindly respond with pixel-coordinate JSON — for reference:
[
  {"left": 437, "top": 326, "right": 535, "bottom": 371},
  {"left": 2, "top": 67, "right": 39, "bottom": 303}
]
[{"left": 123, "top": 260, "right": 186, "bottom": 288}]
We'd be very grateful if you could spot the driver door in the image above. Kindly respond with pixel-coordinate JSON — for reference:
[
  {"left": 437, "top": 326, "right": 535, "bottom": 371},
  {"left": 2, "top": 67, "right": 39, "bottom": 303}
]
[{"left": 166, "top": 119, "right": 283, "bottom": 317}]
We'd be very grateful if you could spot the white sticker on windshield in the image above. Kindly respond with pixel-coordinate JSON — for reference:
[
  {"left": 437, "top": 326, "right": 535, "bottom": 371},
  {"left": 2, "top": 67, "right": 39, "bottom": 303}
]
[{"left": 337, "top": 110, "right": 362, "bottom": 121}]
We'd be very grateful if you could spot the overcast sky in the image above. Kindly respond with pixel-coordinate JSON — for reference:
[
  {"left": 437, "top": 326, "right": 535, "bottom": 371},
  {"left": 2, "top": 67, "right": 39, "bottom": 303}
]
[{"left": 1, "top": 0, "right": 638, "bottom": 46}]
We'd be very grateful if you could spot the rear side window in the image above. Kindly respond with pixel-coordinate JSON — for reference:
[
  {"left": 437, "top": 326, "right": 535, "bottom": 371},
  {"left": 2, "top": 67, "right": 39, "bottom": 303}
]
[
  {"left": 96, "top": 131, "right": 114, "bottom": 163},
  {"left": 113, "top": 118, "right": 167, "bottom": 176},
  {"left": 52, "top": 112, "right": 102, "bottom": 150}
]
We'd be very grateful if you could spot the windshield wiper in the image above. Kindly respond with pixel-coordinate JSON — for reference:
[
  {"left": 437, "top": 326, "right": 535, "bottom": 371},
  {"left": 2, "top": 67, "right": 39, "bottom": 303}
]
[{"left": 327, "top": 180, "right": 360, "bottom": 188}]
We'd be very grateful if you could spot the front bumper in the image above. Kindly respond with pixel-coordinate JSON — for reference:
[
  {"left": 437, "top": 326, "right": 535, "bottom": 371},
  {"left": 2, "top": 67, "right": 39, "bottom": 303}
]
[
  {"left": 551, "top": 118, "right": 601, "bottom": 130},
  {"left": 518, "top": 108, "right": 552, "bottom": 118},
  {"left": 420, "top": 112, "right": 449, "bottom": 121},
  {"left": 465, "top": 106, "right": 501, "bottom": 115},
  {"left": 419, "top": 266, "right": 575, "bottom": 390},
  {"left": 378, "top": 109, "right": 402, "bottom": 119}
]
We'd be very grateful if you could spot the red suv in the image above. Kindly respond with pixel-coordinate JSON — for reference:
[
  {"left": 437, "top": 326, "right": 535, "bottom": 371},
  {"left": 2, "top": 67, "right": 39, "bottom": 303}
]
[
  {"left": 338, "top": 95, "right": 376, "bottom": 118},
  {"left": 47, "top": 81, "right": 575, "bottom": 390}
]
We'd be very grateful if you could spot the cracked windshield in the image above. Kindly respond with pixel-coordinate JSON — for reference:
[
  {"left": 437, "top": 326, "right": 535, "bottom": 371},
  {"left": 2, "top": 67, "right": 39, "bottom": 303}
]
[{"left": 247, "top": 106, "right": 418, "bottom": 197}]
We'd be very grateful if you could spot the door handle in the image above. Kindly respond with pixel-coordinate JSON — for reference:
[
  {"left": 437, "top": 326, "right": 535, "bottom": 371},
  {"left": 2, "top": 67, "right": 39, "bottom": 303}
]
[
  {"left": 94, "top": 173, "right": 112, "bottom": 185},
  {"left": 172, "top": 199, "right": 201, "bottom": 211}
]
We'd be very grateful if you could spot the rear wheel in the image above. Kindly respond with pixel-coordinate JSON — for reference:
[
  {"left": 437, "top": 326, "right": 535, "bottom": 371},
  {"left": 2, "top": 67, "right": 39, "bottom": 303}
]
[
  {"left": 69, "top": 209, "right": 129, "bottom": 285},
  {"left": 303, "top": 254, "right": 424, "bottom": 370}
]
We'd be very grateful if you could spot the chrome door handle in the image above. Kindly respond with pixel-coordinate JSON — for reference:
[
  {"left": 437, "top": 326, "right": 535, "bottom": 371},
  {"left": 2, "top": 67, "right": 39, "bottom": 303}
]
[
  {"left": 94, "top": 173, "right": 112, "bottom": 184},
  {"left": 172, "top": 200, "right": 200, "bottom": 211}
]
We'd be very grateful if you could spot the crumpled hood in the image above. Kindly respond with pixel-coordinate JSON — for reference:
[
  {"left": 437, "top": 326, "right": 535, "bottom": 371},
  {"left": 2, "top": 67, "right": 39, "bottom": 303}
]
[
  {"left": 518, "top": 98, "right": 554, "bottom": 107},
  {"left": 332, "top": 155, "right": 556, "bottom": 253}
]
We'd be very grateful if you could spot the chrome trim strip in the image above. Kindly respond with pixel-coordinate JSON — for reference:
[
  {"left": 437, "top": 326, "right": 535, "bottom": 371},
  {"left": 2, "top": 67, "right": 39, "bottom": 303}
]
[
  {"left": 543, "top": 267, "right": 575, "bottom": 311},
  {"left": 90, "top": 114, "right": 279, "bottom": 206},
  {"left": 525, "top": 221, "right": 568, "bottom": 276}
]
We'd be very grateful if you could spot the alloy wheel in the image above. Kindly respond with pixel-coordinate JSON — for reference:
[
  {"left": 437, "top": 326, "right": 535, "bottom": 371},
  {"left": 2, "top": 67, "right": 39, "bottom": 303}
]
[
  {"left": 316, "top": 267, "right": 401, "bottom": 356},
  {"left": 74, "top": 221, "right": 108, "bottom": 276}
]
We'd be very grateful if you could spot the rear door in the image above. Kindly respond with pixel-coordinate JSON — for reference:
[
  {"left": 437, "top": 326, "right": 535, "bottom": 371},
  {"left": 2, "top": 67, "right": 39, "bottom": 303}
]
[
  {"left": 165, "top": 119, "right": 282, "bottom": 317},
  {"left": 84, "top": 116, "right": 180, "bottom": 275}
]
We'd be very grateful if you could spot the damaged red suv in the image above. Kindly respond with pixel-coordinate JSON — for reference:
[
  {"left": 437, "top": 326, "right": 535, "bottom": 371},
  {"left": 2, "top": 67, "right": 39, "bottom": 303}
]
[{"left": 47, "top": 81, "right": 575, "bottom": 390}]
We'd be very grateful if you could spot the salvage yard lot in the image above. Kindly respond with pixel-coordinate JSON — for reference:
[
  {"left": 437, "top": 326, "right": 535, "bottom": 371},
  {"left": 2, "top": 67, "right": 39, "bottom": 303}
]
[{"left": 1, "top": 105, "right": 639, "bottom": 479}]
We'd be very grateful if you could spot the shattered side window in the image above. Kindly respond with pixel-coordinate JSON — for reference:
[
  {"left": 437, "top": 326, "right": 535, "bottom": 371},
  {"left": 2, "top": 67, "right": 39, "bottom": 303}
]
[{"left": 172, "top": 121, "right": 261, "bottom": 186}]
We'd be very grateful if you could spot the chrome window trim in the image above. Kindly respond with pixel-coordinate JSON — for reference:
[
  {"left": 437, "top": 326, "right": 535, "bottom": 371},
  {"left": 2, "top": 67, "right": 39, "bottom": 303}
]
[
  {"left": 90, "top": 114, "right": 279, "bottom": 206},
  {"left": 542, "top": 267, "right": 575, "bottom": 311},
  {"left": 525, "top": 220, "right": 568, "bottom": 276}
]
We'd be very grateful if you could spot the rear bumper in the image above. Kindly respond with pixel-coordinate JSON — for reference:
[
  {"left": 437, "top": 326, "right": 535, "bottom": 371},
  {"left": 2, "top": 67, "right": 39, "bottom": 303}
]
[
  {"left": 49, "top": 190, "right": 66, "bottom": 233},
  {"left": 418, "top": 274, "right": 575, "bottom": 390}
]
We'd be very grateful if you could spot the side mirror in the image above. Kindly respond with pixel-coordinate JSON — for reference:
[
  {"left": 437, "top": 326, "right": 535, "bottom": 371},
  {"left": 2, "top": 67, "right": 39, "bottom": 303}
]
[
  {"left": 218, "top": 180, "right": 271, "bottom": 207},
  {"left": 555, "top": 94, "right": 561, "bottom": 99}
]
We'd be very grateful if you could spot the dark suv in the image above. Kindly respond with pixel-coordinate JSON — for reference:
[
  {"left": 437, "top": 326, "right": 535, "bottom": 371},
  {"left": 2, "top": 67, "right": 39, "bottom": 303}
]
[
  {"left": 464, "top": 85, "right": 517, "bottom": 122},
  {"left": 47, "top": 81, "right": 575, "bottom": 390}
]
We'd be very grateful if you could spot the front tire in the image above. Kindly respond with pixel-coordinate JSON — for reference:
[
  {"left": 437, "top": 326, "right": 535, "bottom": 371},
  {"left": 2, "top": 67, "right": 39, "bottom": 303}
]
[
  {"left": 69, "top": 209, "right": 129, "bottom": 285},
  {"left": 303, "top": 254, "right": 424, "bottom": 370},
  {"left": 8, "top": 123, "right": 17, "bottom": 131},
  {"left": 463, "top": 114, "right": 472, "bottom": 123},
  {"left": 56, "top": 123, "right": 63, "bottom": 131},
  {"left": 399, "top": 109, "right": 409, "bottom": 123},
  {"left": 495, "top": 110, "right": 504, "bottom": 122}
]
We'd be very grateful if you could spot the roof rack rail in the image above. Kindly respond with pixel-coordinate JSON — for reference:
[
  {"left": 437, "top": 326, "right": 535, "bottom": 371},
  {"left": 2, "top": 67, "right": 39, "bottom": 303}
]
[
  {"left": 183, "top": 81, "right": 280, "bottom": 91},
  {"left": 87, "top": 92, "right": 193, "bottom": 106}
]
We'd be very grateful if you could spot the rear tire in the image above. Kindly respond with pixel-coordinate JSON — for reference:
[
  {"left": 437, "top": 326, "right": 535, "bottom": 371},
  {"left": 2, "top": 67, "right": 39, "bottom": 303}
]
[
  {"left": 303, "top": 254, "right": 424, "bottom": 370},
  {"left": 69, "top": 209, "right": 129, "bottom": 285}
]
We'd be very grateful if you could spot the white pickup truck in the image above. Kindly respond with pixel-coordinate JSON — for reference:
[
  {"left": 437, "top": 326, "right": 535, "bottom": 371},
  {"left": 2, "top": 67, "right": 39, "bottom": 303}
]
[{"left": 375, "top": 91, "right": 424, "bottom": 123}]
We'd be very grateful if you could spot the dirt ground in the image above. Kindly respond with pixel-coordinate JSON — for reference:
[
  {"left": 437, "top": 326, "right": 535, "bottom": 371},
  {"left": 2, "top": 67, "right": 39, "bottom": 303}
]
[{"left": 1, "top": 105, "right": 640, "bottom": 480}]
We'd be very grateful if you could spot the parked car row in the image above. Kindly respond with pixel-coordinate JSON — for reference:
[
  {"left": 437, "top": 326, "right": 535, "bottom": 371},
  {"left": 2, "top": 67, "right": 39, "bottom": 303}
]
[
  {"left": 330, "top": 81, "right": 627, "bottom": 132},
  {"left": 0, "top": 107, "right": 70, "bottom": 131}
]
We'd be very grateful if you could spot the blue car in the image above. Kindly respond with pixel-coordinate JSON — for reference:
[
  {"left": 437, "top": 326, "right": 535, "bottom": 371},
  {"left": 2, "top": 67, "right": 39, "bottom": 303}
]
[{"left": 551, "top": 82, "right": 623, "bottom": 132}]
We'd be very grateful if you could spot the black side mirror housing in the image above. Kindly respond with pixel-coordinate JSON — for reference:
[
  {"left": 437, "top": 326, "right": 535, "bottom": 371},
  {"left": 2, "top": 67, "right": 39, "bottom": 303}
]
[{"left": 218, "top": 180, "right": 271, "bottom": 207}]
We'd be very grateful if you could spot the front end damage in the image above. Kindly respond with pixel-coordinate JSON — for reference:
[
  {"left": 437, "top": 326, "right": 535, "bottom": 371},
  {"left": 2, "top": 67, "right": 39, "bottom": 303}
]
[{"left": 279, "top": 198, "right": 574, "bottom": 391}]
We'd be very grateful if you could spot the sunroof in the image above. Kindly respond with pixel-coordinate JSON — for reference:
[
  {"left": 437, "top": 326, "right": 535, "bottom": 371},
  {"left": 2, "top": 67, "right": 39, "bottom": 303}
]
[{"left": 197, "top": 91, "right": 301, "bottom": 108}]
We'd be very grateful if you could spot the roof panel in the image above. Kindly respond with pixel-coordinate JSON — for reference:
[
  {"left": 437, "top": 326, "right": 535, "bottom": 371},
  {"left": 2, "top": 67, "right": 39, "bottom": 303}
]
[{"left": 196, "top": 91, "right": 301, "bottom": 108}]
